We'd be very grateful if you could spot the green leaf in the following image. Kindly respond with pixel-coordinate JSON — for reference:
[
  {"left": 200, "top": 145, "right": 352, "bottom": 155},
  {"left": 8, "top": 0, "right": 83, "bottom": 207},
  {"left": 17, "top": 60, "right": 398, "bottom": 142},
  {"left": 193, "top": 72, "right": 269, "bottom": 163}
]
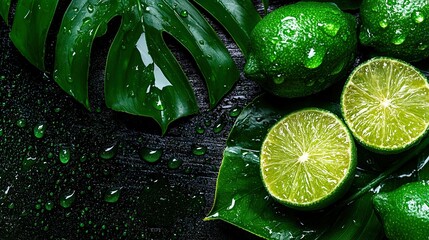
[
  {"left": 9, "top": 0, "right": 59, "bottom": 70},
  {"left": 192, "top": 0, "right": 261, "bottom": 56},
  {"left": 51, "top": 0, "right": 259, "bottom": 133},
  {"left": 302, "top": 0, "right": 362, "bottom": 10},
  {"left": 6, "top": 0, "right": 260, "bottom": 133},
  {"left": 0, "top": 0, "right": 11, "bottom": 25}
]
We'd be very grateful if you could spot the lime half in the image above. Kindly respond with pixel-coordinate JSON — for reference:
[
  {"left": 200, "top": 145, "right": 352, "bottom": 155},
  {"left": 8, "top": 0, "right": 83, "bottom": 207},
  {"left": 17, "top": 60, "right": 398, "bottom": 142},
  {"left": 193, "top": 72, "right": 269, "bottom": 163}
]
[
  {"left": 341, "top": 57, "right": 429, "bottom": 154},
  {"left": 260, "top": 108, "right": 356, "bottom": 210}
]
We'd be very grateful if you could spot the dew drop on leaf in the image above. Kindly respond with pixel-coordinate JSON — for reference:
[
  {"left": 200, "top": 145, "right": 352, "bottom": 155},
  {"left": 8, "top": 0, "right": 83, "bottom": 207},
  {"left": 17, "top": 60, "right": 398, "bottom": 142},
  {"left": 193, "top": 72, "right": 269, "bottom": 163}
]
[
  {"left": 179, "top": 10, "right": 189, "bottom": 18},
  {"left": 87, "top": 4, "right": 94, "bottom": 13}
]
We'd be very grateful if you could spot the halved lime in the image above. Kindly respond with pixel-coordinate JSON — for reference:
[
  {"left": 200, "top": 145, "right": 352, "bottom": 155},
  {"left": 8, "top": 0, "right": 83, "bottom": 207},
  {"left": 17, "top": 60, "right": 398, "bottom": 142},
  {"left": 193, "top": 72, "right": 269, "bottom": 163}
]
[
  {"left": 260, "top": 108, "right": 356, "bottom": 210},
  {"left": 341, "top": 57, "right": 429, "bottom": 154}
]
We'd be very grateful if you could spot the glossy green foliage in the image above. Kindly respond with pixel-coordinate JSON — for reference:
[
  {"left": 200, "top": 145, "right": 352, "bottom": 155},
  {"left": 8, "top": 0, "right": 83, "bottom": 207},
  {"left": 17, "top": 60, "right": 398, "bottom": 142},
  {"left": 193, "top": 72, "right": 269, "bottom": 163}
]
[
  {"left": 3, "top": 0, "right": 261, "bottom": 133},
  {"left": 206, "top": 94, "right": 429, "bottom": 239},
  {"left": 10, "top": 0, "right": 59, "bottom": 70},
  {"left": 0, "top": 0, "right": 10, "bottom": 25}
]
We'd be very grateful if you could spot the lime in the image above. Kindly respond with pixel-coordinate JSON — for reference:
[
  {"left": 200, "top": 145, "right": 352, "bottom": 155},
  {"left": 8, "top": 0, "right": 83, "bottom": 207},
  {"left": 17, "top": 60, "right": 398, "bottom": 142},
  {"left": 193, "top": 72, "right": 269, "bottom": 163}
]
[
  {"left": 341, "top": 57, "right": 429, "bottom": 154},
  {"left": 244, "top": 2, "right": 357, "bottom": 98},
  {"left": 360, "top": 0, "right": 429, "bottom": 62},
  {"left": 260, "top": 108, "right": 356, "bottom": 210},
  {"left": 373, "top": 181, "right": 429, "bottom": 240}
]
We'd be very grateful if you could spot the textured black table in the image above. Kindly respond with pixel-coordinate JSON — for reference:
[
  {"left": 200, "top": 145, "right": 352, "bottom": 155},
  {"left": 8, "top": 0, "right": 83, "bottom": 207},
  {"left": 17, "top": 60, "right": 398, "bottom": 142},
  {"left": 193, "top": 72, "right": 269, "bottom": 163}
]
[{"left": 0, "top": 1, "right": 275, "bottom": 239}]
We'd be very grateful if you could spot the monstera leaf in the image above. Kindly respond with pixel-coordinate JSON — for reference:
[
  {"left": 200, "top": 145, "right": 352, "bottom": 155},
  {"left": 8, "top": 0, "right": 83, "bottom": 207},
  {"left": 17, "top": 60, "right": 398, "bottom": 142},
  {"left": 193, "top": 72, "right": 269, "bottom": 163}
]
[
  {"left": 0, "top": 0, "right": 261, "bottom": 133},
  {"left": 206, "top": 93, "right": 429, "bottom": 239}
]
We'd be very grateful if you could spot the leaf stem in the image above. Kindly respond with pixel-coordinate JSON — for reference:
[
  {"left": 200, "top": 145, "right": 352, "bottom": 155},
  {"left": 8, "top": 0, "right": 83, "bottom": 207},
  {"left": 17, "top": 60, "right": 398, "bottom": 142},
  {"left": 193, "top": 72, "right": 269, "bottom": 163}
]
[{"left": 343, "top": 135, "right": 429, "bottom": 204}]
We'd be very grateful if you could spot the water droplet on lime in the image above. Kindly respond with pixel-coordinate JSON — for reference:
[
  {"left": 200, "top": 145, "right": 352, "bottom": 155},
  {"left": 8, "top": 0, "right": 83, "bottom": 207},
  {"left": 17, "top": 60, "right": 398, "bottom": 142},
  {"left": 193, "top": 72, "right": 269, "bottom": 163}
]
[
  {"left": 379, "top": 19, "right": 388, "bottom": 29},
  {"left": 413, "top": 11, "right": 425, "bottom": 23},
  {"left": 304, "top": 47, "right": 325, "bottom": 69},
  {"left": 322, "top": 22, "right": 340, "bottom": 36},
  {"left": 391, "top": 31, "right": 406, "bottom": 45}
]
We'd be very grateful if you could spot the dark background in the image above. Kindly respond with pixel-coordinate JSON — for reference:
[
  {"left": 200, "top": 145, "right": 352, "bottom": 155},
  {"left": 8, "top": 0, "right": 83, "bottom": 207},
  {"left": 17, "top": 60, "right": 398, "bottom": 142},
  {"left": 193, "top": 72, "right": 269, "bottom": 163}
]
[{"left": 0, "top": 1, "right": 279, "bottom": 240}]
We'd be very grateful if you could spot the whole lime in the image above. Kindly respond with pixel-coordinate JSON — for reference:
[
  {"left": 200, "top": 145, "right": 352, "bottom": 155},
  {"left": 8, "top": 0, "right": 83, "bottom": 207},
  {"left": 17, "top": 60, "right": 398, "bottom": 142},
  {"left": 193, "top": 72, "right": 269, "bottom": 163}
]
[
  {"left": 373, "top": 181, "right": 429, "bottom": 240},
  {"left": 360, "top": 0, "right": 429, "bottom": 62},
  {"left": 244, "top": 2, "right": 357, "bottom": 98}
]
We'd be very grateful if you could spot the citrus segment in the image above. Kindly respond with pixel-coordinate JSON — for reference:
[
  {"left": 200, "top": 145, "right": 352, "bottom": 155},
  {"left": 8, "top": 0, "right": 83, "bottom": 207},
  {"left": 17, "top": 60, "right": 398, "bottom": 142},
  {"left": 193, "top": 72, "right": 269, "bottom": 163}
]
[
  {"left": 341, "top": 57, "right": 429, "bottom": 153},
  {"left": 260, "top": 108, "right": 356, "bottom": 210}
]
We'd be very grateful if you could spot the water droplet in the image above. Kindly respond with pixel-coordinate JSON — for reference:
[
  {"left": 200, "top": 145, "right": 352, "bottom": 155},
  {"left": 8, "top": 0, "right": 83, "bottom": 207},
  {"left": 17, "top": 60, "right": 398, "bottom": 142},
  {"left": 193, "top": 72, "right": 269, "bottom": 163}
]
[
  {"left": 59, "top": 147, "right": 71, "bottom": 164},
  {"left": 204, "top": 120, "right": 211, "bottom": 127},
  {"left": 179, "top": 10, "right": 188, "bottom": 18},
  {"left": 418, "top": 43, "right": 428, "bottom": 50},
  {"left": 213, "top": 119, "right": 226, "bottom": 133},
  {"left": 45, "top": 201, "right": 54, "bottom": 211},
  {"left": 22, "top": 156, "right": 37, "bottom": 170},
  {"left": 80, "top": 155, "right": 88, "bottom": 163},
  {"left": 192, "top": 145, "right": 207, "bottom": 156},
  {"left": 331, "top": 60, "right": 346, "bottom": 75},
  {"left": 195, "top": 126, "right": 205, "bottom": 134},
  {"left": 305, "top": 79, "right": 316, "bottom": 87},
  {"left": 167, "top": 158, "right": 183, "bottom": 169},
  {"left": 304, "top": 47, "right": 325, "bottom": 69},
  {"left": 99, "top": 142, "right": 119, "bottom": 160},
  {"left": 139, "top": 148, "right": 162, "bottom": 163},
  {"left": 0, "top": 128, "right": 3, "bottom": 137},
  {"left": 0, "top": 75, "right": 5, "bottom": 81},
  {"left": 198, "top": 40, "right": 205, "bottom": 45},
  {"left": 391, "top": 30, "right": 406, "bottom": 45},
  {"left": 8, "top": 203, "right": 14, "bottom": 209},
  {"left": 148, "top": 92, "right": 165, "bottom": 111},
  {"left": 413, "top": 11, "right": 425, "bottom": 23},
  {"left": 229, "top": 107, "right": 241, "bottom": 117},
  {"left": 16, "top": 118, "right": 26, "bottom": 128},
  {"left": 33, "top": 123, "right": 46, "bottom": 139},
  {"left": 104, "top": 187, "right": 121, "bottom": 203},
  {"left": 379, "top": 19, "right": 388, "bottom": 29},
  {"left": 273, "top": 76, "right": 284, "bottom": 84},
  {"left": 59, "top": 190, "right": 76, "bottom": 208},
  {"left": 321, "top": 22, "right": 340, "bottom": 36},
  {"left": 87, "top": 4, "right": 94, "bottom": 13}
]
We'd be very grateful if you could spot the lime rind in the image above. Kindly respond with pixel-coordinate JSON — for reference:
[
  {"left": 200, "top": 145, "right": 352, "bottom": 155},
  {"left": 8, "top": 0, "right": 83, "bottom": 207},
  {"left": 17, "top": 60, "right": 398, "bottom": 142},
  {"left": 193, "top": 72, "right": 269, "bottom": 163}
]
[
  {"left": 260, "top": 108, "right": 356, "bottom": 210},
  {"left": 341, "top": 57, "right": 429, "bottom": 154}
]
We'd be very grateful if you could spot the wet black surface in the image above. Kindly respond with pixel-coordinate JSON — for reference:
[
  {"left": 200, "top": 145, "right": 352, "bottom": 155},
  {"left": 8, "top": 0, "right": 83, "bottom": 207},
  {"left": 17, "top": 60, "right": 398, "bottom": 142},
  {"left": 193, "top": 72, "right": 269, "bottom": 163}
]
[{"left": 0, "top": 1, "right": 269, "bottom": 239}]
